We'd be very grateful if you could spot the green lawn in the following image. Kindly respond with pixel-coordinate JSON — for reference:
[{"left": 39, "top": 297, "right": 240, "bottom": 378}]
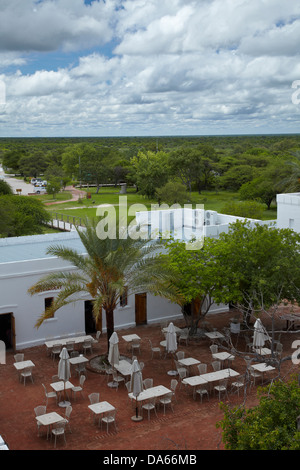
[{"left": 45, "top": 186, "right": 277, "bottom": 224}]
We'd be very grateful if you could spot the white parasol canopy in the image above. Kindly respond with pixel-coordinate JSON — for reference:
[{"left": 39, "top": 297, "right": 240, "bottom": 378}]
[
  {"left": 130, "top": 359, "right": 143, "bottom": 421},
  {"left": 58, "top": 347, "right": 71, "bottom": 407},
  {"left": 108, "top": 331, "right": 120, "bottom": 368},
  {"left": 253, "top": 318, "right": 270, "bottom": 350},
  {"left": 166, "top": 322, "right": 177, "bottom": 353}
]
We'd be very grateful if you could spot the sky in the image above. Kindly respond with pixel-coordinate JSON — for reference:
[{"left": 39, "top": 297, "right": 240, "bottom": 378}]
[{"left": 0, "top": 0, "right": 300, "bottom": 137}]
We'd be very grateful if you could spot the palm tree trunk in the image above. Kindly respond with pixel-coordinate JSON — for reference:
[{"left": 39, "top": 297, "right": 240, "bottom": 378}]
[{"left": 104, "top": 306, "right": 115, "bottom": 354}]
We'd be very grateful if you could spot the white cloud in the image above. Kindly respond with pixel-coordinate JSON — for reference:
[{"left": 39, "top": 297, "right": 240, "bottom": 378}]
[{"left": 1, "top": 0, "right": 300, "bottom": 136}]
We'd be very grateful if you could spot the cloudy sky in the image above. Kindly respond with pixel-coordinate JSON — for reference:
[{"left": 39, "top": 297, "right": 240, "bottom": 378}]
[{"left": 0, "top": 0, "right": 300, "bottom": 137}]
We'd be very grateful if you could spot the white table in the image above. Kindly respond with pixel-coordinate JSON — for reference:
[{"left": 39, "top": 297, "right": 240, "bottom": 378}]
[
  {"left": 51, "top": 380, "right": 74, "bottom": 407},
  {"left": 201, "top": 368, "right": 240, "bottom": 383},
  {"left": 205, "top": 331, "right": 225, "bottom": 341},
  {"left": 115, "top": 359, "right": 132, "bottom": 378},
  {"left": 69, "top": 356, "right": 89, "bottom": 366},
  {"left": 178, "top": 357, "right": 200, "bottom": 368},
  {"left": 13, "top": 360, "right": 35, "bottom": 371},
  {"left": 45, "top": 335, "right": 94, "bottom": 349},
  {"left": 182, "top": 375, "right": 208, "bottom": 388},
  {"left": 122, "top": 334, "right": 141, "bottom": 342},
  {"left": 212, "top": 352, "right": 235, "bottom": 367},
  {"left": 88, "top": 401, "right": 115, "bottom": 426},
  {"left": 35, "top": 411, "right": 65, "bottom": 439},
  {"left": 253, "top": 347, "right": 272, "bottom": 356},
  {"left": 128, "top": 385, "right": 171, "bottom": 403}
]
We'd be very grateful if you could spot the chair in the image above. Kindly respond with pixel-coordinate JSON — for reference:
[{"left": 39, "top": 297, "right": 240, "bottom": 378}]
[
  {"left": 170, "top": 379, "right": 178, "bottom": 403},
  {"left": 34, "top": 405, "right": 47, "bottom": 436},
  {"left": 112, "top": 370, "right": 125, "bottom": 390},
  {"left": 245, "top": 336, "right": 254, "bottom": 352},
  {"left": 51, "top": 421, "right": 67, "bottom": 448},
  {"left": 70, "top": 351, "right": 79, "bottom": 358},
  {"left": 42, "top": 383, "right": 57, "bottom": 406},
  {"left": 275, "top": 342, "right": 283, "bottom": 358},
  {"left": 14, "top": 353, "right": 24, "bottom": 362},
  {"left": 174, "top": 360, "right": 188, "bottom": 377},
  {"left": 143, "top": 378, "right": 153, "bottom": 389},
  {"left": 214, "top": 379, "right": 228, "bottom": 400},
  {"left": 194, "top": 383, "right": 209, "bottom": 403},
  {"left": 176, "top": 351, "right": 185, "bottom": 360},
  {"left": 178, "top": 331, "right": 189, "bottom": 346},
  {"left": 20, "top": 366, "right": 34, "bottom": 385},
  {"left": 82, "top": 339, "right": 93, "bottom": 355},
  {"left": 211, "top": 360, "right": 221, "bottom": 372},
  {"left": 101, "top": 410, "right": 117, "bottom": 433},
  {"left": 197, "top": 363, "right": 207, "bottom": 375},
  {"left": 131, "top": 339, "right": 141, "bottom": 355},
  {"left": 72, "top": 375, "right": 86, "bottom": 401},
  {"left": 231, "top": 375, "right": 245, "bottom": 397},
  {"left": 88, "top": 392, "right": 100, "bottom": 404},
  {"left": 52, "top": 374, "right": 60, "bottom": 382},
  {"left": 148, "top": 339, "right": 161, "bottom": 359},
  {"left": 142, "top": 397, "right": 157, "bottom": 420},
  {"left": 62, "top": 405, "right": 72, "bottom": 433},
  {"left": 139, "top": 362, "right": 145, "bottom": 371},
  {"left": 159, "top": 392, "right": 174, "bottom": 415},
  {"left": 210, "top": 344, "right": 218, "bottom": 354},
  {"left": 249, "top": 368, "right": 262, "bottom": 387},
  {"left": 177, "top": 368, "right": 187, "bottom": 389},
  {"left": 66, "top": 340, "right": 75, "bottom": 354},
  {"left": 75, "top": 362, "right": 87, "bottom": 378},
  {"left": 51, "top": 344, "right": 61, "bottom": 361},
  {"left": 104, "top": 363, "right": 113, "bottom": 382},
  {"left": 92, "top": 330, "right": 101, "bottom": 345}
]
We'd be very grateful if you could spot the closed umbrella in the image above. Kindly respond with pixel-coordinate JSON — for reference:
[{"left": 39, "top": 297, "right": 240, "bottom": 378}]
[
  {"left": 58, "top": 347, "right": 71, "bottom": 407},
  {"left": 166, "top": 322, "right": 178, "bottom": 376},
  {"left": 253, "top": 318, "right": 270, "bottom": 353},
  {"left": 130, "top": 359, "right": 143, "bottom": 422},
  {"left": 108, "top": 332, "right": 119, "bottom": 388}
]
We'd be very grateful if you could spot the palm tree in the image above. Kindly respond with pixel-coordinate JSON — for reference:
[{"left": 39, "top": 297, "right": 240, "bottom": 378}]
[{"left": 28, "top": 221, "right": 177, "bottom": 353}]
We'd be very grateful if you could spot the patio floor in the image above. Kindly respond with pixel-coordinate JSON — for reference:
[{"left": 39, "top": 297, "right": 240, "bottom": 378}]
[{"left": 0, "top": 309, "right": 298, "bottom": 451}]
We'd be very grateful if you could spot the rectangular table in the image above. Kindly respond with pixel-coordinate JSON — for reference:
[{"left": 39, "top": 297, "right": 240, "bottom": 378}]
[
  {"left": 201, "top": 368, "right": 240, "bottom": 383},
  {"left": 69, "top": 356, "right": 89, "bottom": 366},
  {"left": 128, "top": 385, "right": 171, "bottom": 403},
  {"left": 45, "top": 335, "right": 94, "bottom": 349},
  {"left": 88, "top": 401, "right": 115, "bottom": 425},
  {"left": 253, "top": 347, "right": 271, "bottom": 356},
  {"left": 212, "top": 352, "right": 235, "bottom": 367},
  {"left": 13, "top": 360, "right": 35, "bottom": 371},
  {"left": 205, "top": 331, "right": 225, "bottom": 341},
  {"left": 115, "top": 359, "right": 132, "bottom": 378},
  {"left": 178, "top": 357, "right": 200, "bottom": 374},
  {"left": 35, "top": 411, "right": 65, "bottom": 439},
  {"left": 122, "top": 334, "right": 141, "bottom": 342}
]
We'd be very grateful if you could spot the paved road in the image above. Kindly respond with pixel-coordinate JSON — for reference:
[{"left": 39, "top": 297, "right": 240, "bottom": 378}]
[{"left": 0, "top": 166, "right": 34, "bottom": 195}]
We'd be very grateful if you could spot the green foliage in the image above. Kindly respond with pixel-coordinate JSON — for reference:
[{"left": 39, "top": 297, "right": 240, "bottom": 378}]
[
  {"left": 155, "top": 181, "right": 188, "bottom": 205},
  {"left": 46, "top": 177, "right": 62, "bottom": 199},
  {"left": 221, "top": 200, "right": 265, "bottom": 219},
  {"left": 0, "top": 180, "right": 13, "bottom": 195},
  {"left": 130, "top": 150, "right": 170, "bottom": 199},
  {"left": 218, "top": 377, "right": 300, "bottom": 450},
  {"left": 0, "top": 195, "right": 50, "bottom": 237}
]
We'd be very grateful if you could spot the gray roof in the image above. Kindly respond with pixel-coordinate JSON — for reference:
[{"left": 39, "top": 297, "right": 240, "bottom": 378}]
[{"left": 0, "top": 232, "right": 86, "bottom": 264}]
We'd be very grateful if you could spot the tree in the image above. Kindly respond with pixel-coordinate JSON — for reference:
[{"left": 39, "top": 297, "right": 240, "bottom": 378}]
[
  {"left": 130, "top": 151, "right": 170, "bottom": 199},
  {"left": 221, "top": 200, "right": 265, "bottom": 219},
  {"left": 169, "top": 147, "right": 201, "bottom": 196},
  {"left": 46, "top": 178, "right": 62, "bottom": 199},
  {"left": 218, "top": 377, "right": 300, "bottom": 450},
  {"left": 0, "top": 180, "right": 13, "bottom": 195},
  {"left": 28, "top": 221, "right": 175, "bottom": 353},
  {"left": 155, "top": 181, "right": 187, "bottom": 206},
  {"left": 219, "top": 164, "right": 254, "bottom": 190}
]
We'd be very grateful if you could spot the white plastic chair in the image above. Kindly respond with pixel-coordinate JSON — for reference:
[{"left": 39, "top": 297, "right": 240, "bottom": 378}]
[{"left": 52, "top": 421, "right": 67, "bottom": 448}]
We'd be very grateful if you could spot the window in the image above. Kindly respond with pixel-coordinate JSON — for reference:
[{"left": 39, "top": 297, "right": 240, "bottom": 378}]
[
  {"left": 119, "top": 287, "right": 128, "bottom": 307},
  {"left": 44, "top": 297, "right": 54, "bottom": 318}
]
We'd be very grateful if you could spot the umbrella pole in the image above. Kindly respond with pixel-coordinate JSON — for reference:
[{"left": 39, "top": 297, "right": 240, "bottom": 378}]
[{"left": 131, "top": 396, "right": 143, "bottom": 422}]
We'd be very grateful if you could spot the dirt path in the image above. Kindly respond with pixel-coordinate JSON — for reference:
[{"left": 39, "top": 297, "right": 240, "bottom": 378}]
[{"left": 44, "top": 186, "right": 86, "bottom": 206}]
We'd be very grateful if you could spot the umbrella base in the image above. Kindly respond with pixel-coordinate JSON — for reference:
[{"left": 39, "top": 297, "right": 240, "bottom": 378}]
[
  {"left": 131, "top": 415, "right": 143, "bottom": 422},
  {"left": 58, "top": 400, "right": 71, "bottom": 408},
  {"left": 167, "top": 370, "right": 178, "bottom": 376}
]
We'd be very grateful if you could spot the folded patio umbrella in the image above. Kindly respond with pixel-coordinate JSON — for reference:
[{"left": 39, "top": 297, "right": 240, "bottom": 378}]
[
  {"left": 130, "top": 359, "right": 143, "bottom": 421},
  {"left": 108, "top": 332, "right": 120, "bottom": 368},
  {"left": 253, "top": 318, "right": 270, "bottom": 351},
  {"left": 58, "top": 347, "right": 71, "bottom": 407},
  {"left": 166, "top": 322, "right": 178, "bottom": 375}
]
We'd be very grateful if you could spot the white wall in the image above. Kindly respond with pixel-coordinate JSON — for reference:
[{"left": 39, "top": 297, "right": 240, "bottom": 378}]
[{"left": 276, "top": 193, "right": 300, "bottom": 232}]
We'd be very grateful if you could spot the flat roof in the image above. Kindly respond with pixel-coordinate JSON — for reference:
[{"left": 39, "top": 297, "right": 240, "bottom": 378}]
[{"left": 0, "top": 232, "right": 86, "bottom": 264}]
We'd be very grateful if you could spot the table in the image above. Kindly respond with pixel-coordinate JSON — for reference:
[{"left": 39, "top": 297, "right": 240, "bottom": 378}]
[
  {"left": 201, "top": 368, "right": 240, "bottom": 384},
  {"left": 128, "top": 385, "right": 171, "bottom": 403},
  {"left": 115, "top": 359, "right": 132, "bottom": 378},
  {"left": 178, "top": 357, "right": 200, "bottom": 374},
  {"left": 251, "top": 362, "right": 276, "bottom": 384},
  {"left": 205, "top": 331, "right": 225, "bottom": 342},
  {"left": 280, "top": 313, "right": 300, "bottom": 330},
  {"left": 253, "top": 347, "right": 271, "bottom": 356},
  {"left": 13, "top": 360, "right": 35, "bottom": 371},
  {"left": 122, "top": 334, "right": 141, "bottom": 342},
  {"left": 51, "top": 380, "right": 74, "bottom": 407},
  {"left": 69, "top": 356, "right": 89, "bottom": 366},
  {"left": 35, "top": 411, "right": 65, "bottom": 439},
  {"left": 45, "top": 335, "right": 94, "bottom": 349},
  {"left": 88, "top": 401, "right": 115, "bottom": 426},
  {"left": 212, "top": 352, "right": 235, "bottom": 367}
]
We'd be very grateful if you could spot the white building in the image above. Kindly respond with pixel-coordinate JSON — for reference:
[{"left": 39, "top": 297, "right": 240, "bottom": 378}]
[
  {"left": 276, "top": 192, "right": 300, "bottom": 232},
  {"left": 0, "top": 207, "right": 265, "bottom": 351}
]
